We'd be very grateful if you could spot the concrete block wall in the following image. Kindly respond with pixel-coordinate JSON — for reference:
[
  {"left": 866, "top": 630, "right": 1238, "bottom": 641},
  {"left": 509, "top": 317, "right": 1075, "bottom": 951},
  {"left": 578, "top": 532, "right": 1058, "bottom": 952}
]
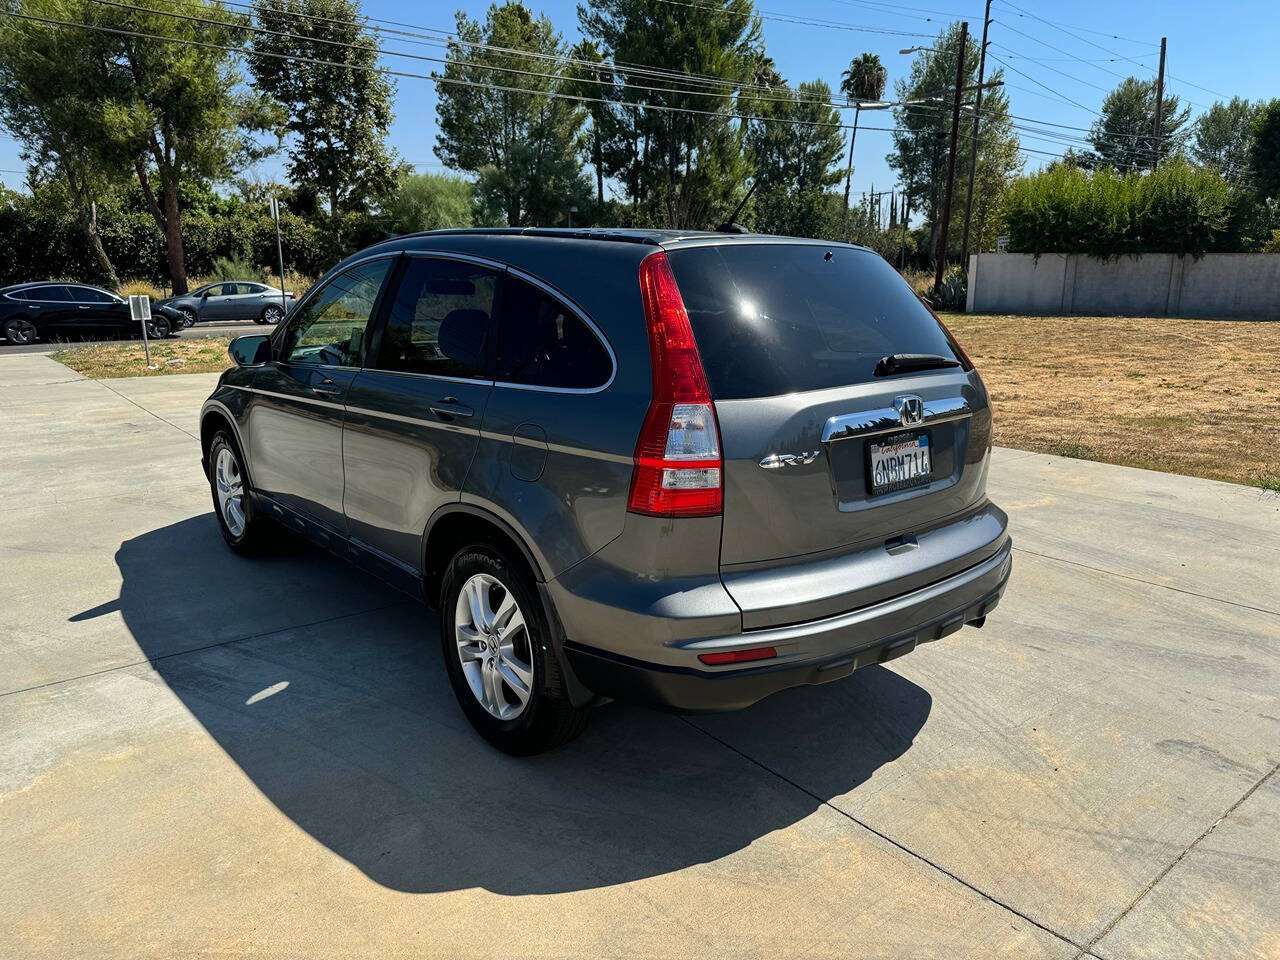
[{"left": 966, "top": 253, "right": 1280, "bottom": 319}]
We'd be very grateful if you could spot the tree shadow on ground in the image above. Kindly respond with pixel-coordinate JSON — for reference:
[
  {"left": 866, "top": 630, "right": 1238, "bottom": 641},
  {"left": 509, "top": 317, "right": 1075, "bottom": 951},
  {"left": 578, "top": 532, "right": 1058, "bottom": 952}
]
[{"left": 91, "top": 514, "right": 933, "bottom": 894}]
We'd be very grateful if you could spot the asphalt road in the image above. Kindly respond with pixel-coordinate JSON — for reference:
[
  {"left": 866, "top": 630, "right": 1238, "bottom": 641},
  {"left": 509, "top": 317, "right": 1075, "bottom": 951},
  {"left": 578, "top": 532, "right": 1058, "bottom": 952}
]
[
  {"left": 1, "top": 352, "right": 1277, "bottom": 959},
  {"left": 0, "top": 320, "right": 263, "bottom": 354}
]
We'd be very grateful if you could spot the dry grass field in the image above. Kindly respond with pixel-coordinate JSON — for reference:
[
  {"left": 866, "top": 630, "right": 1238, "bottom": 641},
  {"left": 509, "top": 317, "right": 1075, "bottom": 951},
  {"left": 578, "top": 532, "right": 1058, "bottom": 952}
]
[
  {"left": 50, "top": 337, "right": 233, "bottom": 379},
  {"left": 947, "top": 313, "right": 1280, "bottom": 490}
]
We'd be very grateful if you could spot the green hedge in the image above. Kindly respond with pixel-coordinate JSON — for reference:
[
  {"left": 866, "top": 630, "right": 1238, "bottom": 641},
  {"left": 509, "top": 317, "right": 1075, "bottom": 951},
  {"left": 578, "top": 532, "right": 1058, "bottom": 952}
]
[
  {"left": 1004, "top": 159, "right": 1268, "bottom": 259},
  {"left": 0, "top": 192, "right": 392, "bottom": 289}
]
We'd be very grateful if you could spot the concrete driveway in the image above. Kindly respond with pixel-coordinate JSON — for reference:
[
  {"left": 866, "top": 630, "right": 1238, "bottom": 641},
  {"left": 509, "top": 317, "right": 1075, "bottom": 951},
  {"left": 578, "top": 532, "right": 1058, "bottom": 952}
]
[{"left": 2, "top": 351, "right": 1277, "bottom": 959}]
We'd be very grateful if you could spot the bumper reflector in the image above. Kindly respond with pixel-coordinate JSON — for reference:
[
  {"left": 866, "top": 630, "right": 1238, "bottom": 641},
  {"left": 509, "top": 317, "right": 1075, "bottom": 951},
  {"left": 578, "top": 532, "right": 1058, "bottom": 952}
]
[{"left": 698, "top": 646, "right": 778, "bottom": 666}]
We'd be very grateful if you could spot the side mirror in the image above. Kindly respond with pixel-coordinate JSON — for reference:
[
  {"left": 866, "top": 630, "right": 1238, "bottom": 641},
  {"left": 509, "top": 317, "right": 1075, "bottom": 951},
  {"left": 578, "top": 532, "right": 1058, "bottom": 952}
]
[{"left": 229, "top": 334, "right": 271, "bottom": 367}]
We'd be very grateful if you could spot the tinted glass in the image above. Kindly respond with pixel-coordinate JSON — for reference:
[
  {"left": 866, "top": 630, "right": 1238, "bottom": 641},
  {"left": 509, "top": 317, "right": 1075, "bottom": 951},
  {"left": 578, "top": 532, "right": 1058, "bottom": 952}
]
[
  {"left": 666, "top": 244, "right": 963, "bottom": 399},
  {"left": 69, "top": 286, "right": 113, "bottom": 303},
  {"left": 282, "top": 258, "right": 392, "bottom": 367},
  {"left": 6, "top": 289, "right": 28, "bottom": 300},
  {"left": 31, "top": 285, "right": 71, "bottom": 302},
  {"left": 495, "top": 275, "right": 611, "bottom": 389},
  {"left": 374, "top": 257, "right": 496, "bottom": 378}
]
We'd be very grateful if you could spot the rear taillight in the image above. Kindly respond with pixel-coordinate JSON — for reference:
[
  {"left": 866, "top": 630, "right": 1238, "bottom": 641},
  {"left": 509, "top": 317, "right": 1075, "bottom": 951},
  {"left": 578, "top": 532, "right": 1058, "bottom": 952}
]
[{"left": 628, "top": 252, "right": 723, "bottom": 518}]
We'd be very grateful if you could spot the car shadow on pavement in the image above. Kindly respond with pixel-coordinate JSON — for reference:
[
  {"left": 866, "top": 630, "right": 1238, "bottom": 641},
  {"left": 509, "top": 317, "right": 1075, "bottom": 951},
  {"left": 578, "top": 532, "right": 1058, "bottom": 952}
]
[{"left": 102, "top": 515, "right": 933, "bottom": 895}]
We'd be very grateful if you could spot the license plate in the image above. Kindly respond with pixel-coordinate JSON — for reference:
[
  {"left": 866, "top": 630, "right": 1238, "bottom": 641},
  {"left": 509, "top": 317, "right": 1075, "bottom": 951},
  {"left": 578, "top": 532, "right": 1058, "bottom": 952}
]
[{"left": 869, "top": 431, "right": 932, "bottom": 494}]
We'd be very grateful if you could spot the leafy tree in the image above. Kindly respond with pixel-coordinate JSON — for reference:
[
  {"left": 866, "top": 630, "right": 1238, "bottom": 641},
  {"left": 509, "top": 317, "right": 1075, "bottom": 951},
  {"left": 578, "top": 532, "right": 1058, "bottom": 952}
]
[
  {"left": 563, "top": 39, "right": 610, "bottom": 208},
  {"left": 81, "top": 0, "right": 280, "bottom": 294},
  {"left": 0, "top": 0, "right": 125, "bottom": 285},
  {"left": 745, "top": 80, "right": 844, "bottom": 237},
  {"left": 579, "top": 0, "right": 762, "bottom": 228},
  {"left": 1088, "top": 76, "right": 1189, "bottom": 172},
  {"left": 888, "top": 23, "right": 1020, "bottom": 261},
  {"left": 838, "top": 53, "right": 887, "bottom": 209},
  {"left": 1192, "top": 98, "right": 1260, "bottom": 184},
  {"left": 386, "top": 171, "right": 473, "bottom": 234},
  {"left": 248, "top": 0, "right": 398, "bottom": 236},
  {"left": 1249, "top": 99, "right": 1280, "bottom": 200},
  {"left": 435, "top": 3, "right": 589, "bottom": 227}
]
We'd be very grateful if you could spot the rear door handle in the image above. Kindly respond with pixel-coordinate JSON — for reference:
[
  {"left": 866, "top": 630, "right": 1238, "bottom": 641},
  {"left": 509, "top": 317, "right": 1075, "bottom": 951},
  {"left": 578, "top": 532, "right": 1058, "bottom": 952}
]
[
  {"left": 312, "top": 379, "right": 343, "bottom": 397},
  {"left": 430, "top": 396, "right": 473, "bottom": 420}
]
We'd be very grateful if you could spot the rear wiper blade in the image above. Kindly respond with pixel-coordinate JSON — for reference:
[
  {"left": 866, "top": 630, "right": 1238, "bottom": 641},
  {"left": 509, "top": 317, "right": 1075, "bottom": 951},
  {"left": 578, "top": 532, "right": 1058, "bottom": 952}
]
[{"left": 874, "top": 353, "right": 961, "bottom": 376}]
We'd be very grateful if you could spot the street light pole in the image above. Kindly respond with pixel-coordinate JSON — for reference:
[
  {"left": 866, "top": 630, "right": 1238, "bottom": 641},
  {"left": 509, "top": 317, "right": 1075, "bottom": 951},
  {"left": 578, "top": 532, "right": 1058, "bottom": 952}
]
[
  {"left": 934, "top": 21, "right": 968, "bottom": 297},
  {"left": 959, "top": 0, "right": 992, "bottom": 275}
]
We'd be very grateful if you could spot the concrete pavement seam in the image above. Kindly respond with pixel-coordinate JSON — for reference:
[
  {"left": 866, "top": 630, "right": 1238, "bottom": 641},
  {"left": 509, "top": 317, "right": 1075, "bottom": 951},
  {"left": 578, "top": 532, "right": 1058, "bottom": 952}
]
[
  {"left": 1013, "top": 545, "right": 1280, "bottom": 619},
  {"left": 1076, "top": 760, "right": 1280, "bottom": 960},
  {"left": 680, "top": 715, "right": 1088, "bottom": 955},
  {"left": 0, "top": 600, "right": 410, "bottom": 700},
  {"left": 91, "top": 376, "right": 199, "bottom": 440}
]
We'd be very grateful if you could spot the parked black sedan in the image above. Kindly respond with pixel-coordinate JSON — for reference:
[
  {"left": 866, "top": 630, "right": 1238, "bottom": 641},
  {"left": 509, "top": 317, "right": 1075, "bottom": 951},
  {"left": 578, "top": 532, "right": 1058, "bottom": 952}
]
[{"left": 0, "top": 282, "right": 181, "bottom": 345}]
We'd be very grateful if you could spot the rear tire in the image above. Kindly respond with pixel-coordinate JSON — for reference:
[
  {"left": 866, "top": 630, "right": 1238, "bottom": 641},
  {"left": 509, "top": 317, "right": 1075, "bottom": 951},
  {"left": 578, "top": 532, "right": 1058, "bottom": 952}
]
[
  {"left": 208, "top": 430, "right": 275, "bottom": 555},
  {"left": 147, "top": 316, "right": 171, "bottom": 339},
  {"left": 440, "top": 543, "right": 589, "bottom": 755},
  {"left": 4, "top": 317, "right": 38, "bottom": 344}
]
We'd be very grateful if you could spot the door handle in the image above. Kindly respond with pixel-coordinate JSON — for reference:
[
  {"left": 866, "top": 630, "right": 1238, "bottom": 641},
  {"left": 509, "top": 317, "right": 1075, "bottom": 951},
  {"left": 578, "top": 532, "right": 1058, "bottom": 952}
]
[
  {"left": 312, "top": 379, "right": 343, "bottom": 397},
  {"left": 430, "top": 396, "right": 474, "bottom": 420},
  {"left": 78, "top": 305, "right": 90, "bottom": 310}
]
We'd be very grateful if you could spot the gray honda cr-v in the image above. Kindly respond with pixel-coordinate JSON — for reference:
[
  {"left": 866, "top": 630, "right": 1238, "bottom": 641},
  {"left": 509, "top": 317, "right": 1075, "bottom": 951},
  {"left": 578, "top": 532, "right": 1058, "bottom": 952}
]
[{"left": 200, "top": 228, "right": 1011, "bottom": 754}]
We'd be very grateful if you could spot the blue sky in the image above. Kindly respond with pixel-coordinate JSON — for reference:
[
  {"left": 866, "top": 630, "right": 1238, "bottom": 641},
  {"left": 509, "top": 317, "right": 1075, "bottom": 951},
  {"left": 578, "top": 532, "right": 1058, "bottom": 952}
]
[{"left": 2, "top": 0, "right": 1277, "bottom": 205}]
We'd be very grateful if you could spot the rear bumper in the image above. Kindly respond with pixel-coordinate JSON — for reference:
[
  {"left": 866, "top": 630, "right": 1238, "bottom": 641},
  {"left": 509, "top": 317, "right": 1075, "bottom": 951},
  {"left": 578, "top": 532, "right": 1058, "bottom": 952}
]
[{"left": 563, "top": 538, "right": 1012, "bottom": 712}]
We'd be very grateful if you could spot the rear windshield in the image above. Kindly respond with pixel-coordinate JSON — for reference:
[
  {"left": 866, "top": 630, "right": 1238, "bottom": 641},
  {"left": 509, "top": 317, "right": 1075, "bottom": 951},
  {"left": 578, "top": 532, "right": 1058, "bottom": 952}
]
[{"left": 666, "top": 243, "right": 963, "bottom": 399}]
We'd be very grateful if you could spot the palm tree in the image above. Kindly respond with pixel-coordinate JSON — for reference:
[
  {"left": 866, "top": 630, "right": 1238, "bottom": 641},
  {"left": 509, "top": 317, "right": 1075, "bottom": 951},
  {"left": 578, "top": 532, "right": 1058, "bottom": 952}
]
[{"left": 839, "top": 53, "right": 888, "bottom": 209}]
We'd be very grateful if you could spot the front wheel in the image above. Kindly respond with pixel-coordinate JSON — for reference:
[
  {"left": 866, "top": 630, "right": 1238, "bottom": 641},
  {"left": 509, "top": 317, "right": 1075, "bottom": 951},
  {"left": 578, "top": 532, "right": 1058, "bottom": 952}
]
[
  {"left": 179, "top": 307, "right": 196, "bottom": 328},
  {"left": 208, "top": 431, "right": 275, "bottom": 555},
  {"left": 440, "top": 544, "right": 589, "bottom": 754},
  {"left": 261, "top": 303, "right": 284, "bottom": 325},
  {"left": 3, "top": 317, "right": 39, "bottom": 345}
]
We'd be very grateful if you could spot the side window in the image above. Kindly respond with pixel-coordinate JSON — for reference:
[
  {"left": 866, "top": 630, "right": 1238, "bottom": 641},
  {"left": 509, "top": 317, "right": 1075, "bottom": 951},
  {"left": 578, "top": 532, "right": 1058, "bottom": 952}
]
[
  {"left": 373, "top": 257, "right": 496, "bottom": 378},
  {"left": 282, "top": 258, "right": 392, "bottom": 367},
  {"left": 495, "top": 275, "right": 612, "bottom": 389},
  {"left": 70, "top": 286, "right": 113, "bottom": 303},
  {"left": 219, "top": 283, "right": 239, "bottom": 296},
  {"left": 33, "top": 285, "right": 71, "bottom": 302},
  {"left": 7, "top": 289, "right": 28, "bottom": 300}
]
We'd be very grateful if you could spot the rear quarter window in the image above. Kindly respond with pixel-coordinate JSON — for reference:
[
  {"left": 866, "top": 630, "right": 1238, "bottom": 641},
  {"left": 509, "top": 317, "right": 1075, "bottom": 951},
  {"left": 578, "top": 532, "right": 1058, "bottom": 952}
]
[{"left": 666, "top": 243, "right": 962, "bottom": 400}]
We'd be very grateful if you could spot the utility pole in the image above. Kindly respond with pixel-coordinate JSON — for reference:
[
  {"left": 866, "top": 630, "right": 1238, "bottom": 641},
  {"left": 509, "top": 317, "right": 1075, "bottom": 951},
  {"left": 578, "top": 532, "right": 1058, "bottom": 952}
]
[
  {"left": 934, "top": 20, "right": 968, "bottom": 296},
  {"left": 1151, "top": 36, "right": 1167, "bottom": 169},
  {"left": 959, "top": 0, "right": 992, "bottom": 275}
]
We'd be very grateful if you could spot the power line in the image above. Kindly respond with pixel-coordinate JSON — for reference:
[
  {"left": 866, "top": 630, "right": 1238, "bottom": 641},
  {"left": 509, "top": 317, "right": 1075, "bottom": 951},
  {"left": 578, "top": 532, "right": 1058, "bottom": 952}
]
[
  {"left": 990, "top": 0, "right": 1159, "bottom": 47},
  {"left": 92, "top": 0, "right": 858, "bottom": 112},
  {"left": 986, "top": 53, "right": 1100, "bottom": 114},
  {"left": 649, "top": 0, "right": 934, "bottom": 37},
  {"left": 0, "top": 9, "right": 884, "bottom": 133},
  {"left": 186, "top": 0, "right": 805, "bottom": 101}
]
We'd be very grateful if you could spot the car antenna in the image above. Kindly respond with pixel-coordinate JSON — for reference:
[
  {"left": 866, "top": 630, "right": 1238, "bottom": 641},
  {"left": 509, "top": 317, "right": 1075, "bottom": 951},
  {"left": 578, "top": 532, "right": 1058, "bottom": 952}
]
[{"left": 715, "top": 180, "right": 757, "bottom": 234}]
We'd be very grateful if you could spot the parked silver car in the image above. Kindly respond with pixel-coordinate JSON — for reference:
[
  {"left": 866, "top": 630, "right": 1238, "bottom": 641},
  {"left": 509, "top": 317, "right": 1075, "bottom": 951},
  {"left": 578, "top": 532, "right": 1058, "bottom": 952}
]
[{"left": 162, "top": 281, "right": 294, "bottom": 327}]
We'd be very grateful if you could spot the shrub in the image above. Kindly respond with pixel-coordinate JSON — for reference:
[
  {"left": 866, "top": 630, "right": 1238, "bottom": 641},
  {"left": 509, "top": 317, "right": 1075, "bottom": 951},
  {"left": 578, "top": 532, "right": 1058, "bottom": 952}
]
[
  {"left": 1005, "top": 159, "right": 1257, "bottom": 259},
  {"left": 116, "top": 279, "right": 165, "bottom": 300},
  {"left": 922, "top": 266, "right": 967, "bottom": 312},
  {"left": 209, "top": 254, "right": 267, "bottom": 282}
]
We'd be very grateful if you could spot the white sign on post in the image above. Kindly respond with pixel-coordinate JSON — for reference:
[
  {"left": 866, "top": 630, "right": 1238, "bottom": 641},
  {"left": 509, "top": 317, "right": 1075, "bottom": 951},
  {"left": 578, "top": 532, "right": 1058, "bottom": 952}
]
[{"left": 128, "top": 294, "right": 155, "bottom": 368}]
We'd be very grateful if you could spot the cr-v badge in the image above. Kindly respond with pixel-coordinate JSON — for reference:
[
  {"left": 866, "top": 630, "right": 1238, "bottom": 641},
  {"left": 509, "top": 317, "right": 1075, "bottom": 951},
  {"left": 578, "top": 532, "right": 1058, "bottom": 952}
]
[{"left": 759, "top": 451, "right": 821, "bottom": 469}]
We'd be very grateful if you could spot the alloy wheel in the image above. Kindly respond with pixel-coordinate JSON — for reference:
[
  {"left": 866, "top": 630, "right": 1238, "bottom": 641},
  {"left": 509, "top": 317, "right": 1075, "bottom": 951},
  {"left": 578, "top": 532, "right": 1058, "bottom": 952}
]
[
  {"left": 263, "top": 305, "right": 283, "bottom": 324},
  {"left": 454, "top": 573, "right": 534, "bottom": 720},
  {"left": 5, "top": 319, "right": 37, "bottom": 344},
  {"left": 214, "top": 446, "right": 246, "bottom": 538},
  {"left": 180, "top": 308, "right": 196, "bottom": 328}
]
